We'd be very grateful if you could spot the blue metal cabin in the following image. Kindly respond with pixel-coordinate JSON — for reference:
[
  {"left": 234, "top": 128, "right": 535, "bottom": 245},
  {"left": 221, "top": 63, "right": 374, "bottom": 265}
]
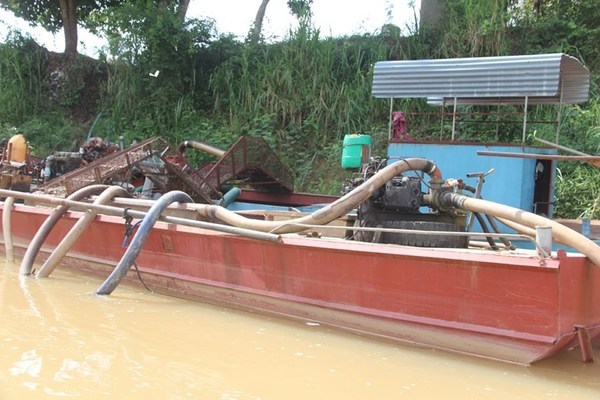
[
  {"left": 387, "top": 142, "right": 556, "bottom": 216},
  {"left": 372, "top": 54, "right": 590, "bottom": 223}
]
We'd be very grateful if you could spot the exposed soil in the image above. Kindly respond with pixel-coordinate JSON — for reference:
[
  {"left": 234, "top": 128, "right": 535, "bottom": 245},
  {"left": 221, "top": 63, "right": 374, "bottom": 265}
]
[{"left": 43, "top": 49, "right": 107, "bottom": 124}]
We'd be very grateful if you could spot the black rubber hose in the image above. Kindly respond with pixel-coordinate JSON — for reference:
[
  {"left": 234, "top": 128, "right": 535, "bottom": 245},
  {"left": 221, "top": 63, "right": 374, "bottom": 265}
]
[
  {"left": 485, "top": 213, "right": 515, "bottom": 250},
  {"left": 96, "top": 190, "right": 193, "bottom": 295},
  {"left": 441, "top": 191, "right": 600, "bottom": 267},
  {"left": 473, "top": 212, "right": 499, "bottom": 250}
]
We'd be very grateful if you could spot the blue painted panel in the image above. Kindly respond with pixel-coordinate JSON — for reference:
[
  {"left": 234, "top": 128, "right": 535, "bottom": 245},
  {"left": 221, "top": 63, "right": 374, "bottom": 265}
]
[
  {"left": 388, "top": 142, "right": 557, "bottom": 232},
  {"left": 226, "top": 202, "right": 293, "bottom": 212},
  {"left": 226, "top": 201, "right": 327, "bottom": 213}
]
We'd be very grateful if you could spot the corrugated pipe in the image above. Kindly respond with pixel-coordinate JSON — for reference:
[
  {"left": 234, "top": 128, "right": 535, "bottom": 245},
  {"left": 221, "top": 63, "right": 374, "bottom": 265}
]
[
  {"left": 19, "top": 184, "right": 110, "bottom": 276},
  {"left": 96, "top": 190, "right": 194, "bottom": 295},
  {"left": 442, "top": 192, "right": 600, "bottom": 267},
  {"left": 0, "top": 188, "right": 279, "bottom": 247},
  {"left": 36, "top": 186, "right": 129, "bottom": 278},
  {"left": 2, "top": 196, "right": 15, "bottom": 262},
  {"left": 197, "top": 158, "right": 441, "bottom": 234}
]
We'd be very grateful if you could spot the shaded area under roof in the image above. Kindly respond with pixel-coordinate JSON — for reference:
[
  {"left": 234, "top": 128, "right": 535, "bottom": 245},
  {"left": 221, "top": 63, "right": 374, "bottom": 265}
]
[{"left": 372, "top": 53, "right": 590, "bottom": 105}]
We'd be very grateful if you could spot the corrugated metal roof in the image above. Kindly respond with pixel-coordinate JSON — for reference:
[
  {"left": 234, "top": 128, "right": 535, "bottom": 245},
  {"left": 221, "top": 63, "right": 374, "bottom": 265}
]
[{"left": 372, "top": 53, "right": 589, "bottom": 105}]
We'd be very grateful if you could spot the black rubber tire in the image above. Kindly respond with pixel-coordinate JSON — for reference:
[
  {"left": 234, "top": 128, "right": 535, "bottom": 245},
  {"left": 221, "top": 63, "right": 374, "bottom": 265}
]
[
  {"left": 380, "top": 220, "right": 468, "bottom": 248},
  {"left": 354, "top": 203, "right": 377, "bottom": 242}
]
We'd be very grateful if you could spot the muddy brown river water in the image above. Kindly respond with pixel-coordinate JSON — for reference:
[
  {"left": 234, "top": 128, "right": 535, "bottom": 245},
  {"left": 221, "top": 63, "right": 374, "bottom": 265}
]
[{"left": 0, "top": 260, "right": 598, "bottom": 399}]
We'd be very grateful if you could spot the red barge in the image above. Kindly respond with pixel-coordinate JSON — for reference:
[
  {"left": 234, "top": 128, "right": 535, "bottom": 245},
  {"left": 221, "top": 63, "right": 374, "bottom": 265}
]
[
  {"left": 1, "top": 194, "right": 599, "bottom": 365},
  {"left": 1, "top": 53, "right": 599, "bottom": 365}
]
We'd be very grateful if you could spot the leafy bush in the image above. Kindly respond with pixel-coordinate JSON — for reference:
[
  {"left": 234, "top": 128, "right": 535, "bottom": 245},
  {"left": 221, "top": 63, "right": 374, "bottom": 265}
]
[{"left": 0, "top": 33, "right": 45, "bottom": 122}]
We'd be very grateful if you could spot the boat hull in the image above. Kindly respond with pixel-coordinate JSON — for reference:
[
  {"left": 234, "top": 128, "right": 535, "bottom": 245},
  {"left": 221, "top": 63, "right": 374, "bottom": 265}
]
[{"left": 2, "top": 203, "right": 600, "bottom": 364}]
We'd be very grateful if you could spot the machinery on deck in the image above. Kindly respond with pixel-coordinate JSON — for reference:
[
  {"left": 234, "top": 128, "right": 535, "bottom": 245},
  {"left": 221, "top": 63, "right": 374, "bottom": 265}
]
[
  {"left": 339, "top": 132, "right": 537, "bottom": 250},
  {"left": 344, "top": 153, "right": 468, "bottom": 248}
]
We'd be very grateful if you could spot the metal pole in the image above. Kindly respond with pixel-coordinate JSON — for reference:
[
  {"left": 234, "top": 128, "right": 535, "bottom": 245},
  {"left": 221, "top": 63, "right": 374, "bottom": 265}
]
[
  {"left": 451, "top": 97, "right": 457, "bottom": 141},
  {"left": 440, "top": 98, "right": 445, "bottom": 141},
  {"left": 556, "top": 76, "right": 564, "bottom": 144},
  {"left": 495, "top": 101, "right": 501, "bottom": 142},
  {"left": 388, "top": 98, "right": 394, "bottom": 140},
  {"left": 0, "top": 189, "right": 281, "bottom": 243},
  {"left": 522, "top": 96, "right": 529, "bottom": 143},
  {"left": 533, "top": 137, "right": 591, "bottom": 156},
  {"left": 476, "top": 151, "right": 600, "bottom": 162}
]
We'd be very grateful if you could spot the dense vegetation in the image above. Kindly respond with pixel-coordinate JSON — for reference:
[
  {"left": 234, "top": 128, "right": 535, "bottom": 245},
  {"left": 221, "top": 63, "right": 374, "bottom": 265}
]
[{"left": 0, "top": 0, "right": 598, "bottom": 218}]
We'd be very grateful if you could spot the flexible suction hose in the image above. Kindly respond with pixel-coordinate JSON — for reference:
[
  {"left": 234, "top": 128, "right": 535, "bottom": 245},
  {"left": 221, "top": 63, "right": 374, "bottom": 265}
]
[
  {"left": 198, "top": 158, "right": 441, "bottom": 234},
  {"left": 485, "top": 214, "right": 515, "bottom": 250},
  {"left": 19, "top": 185, "right": 110, "bottom": 275},
  {"left": 496, "top": 217, "right": 537, "bottom": 237},
  {"left": 96, "top": 190, "right": 194, "bottom": 295},
  {"left": 472, "top": 212, "right": 498, "bottom": 249},
  {"left": 36, "top": 186, "right": 129, "bottom": 278},
  {"left": 442, "top": 192, "right": 600, "bottom": 266},
  {"left": 2, "top": 196, "right": 15, "bottom": 262}
]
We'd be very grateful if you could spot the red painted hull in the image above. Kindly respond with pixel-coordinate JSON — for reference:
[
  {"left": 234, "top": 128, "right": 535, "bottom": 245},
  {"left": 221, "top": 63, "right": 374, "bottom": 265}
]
[{"left": 3, "top": 203, "right": 600, "bottom": 364}]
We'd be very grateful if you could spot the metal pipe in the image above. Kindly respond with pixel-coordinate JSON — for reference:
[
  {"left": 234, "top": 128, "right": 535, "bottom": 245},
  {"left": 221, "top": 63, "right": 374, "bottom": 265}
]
[
  {"left": 265, "top": 220, "right": 536, "bottom": 241},
  {"left": 69, "top": 196, "right": 541, "bottom": 246},
  {"left": 556, "top": 77, "right": 564, "bottom": 144},
  {"left": 2, "top": 196, "right": 15, "bottom": 262},
  {"left": 477, "top": 151, "right": 600, "bottom": 162},
  {"left": 176, "top": 140, "right": 225, "bottom": 158},
  {"left": 522, "top": 96, "right": 528, "bottom": 143},
  {"left": 1, "top": 158, "right": 442, "bottom": 270},
  {"left": 388, "top": 98, "right": 394, "bottom": 140},
  {"left": 535, "top": 226, "right": 553, "bottom": 256},
  {"left": 96, "top": 191, "right": 193, "bottom": 295},
  {"left": 19, "top": 185, "right": 110, "bottom": 275},
  {"left": 442, "top": 192, "right": 600, "bottom": 267},
  {"left": 36, "top": 186, "right": 129, "bottom": 278},
  {"left": 0, "top": 188, "right": 280, "bottom": 244},
  {"left": 440, "top": 98, "right": 445, "bottom": 140},
  {"left": 1, "top": 157, "right": 440, "bottom": 238},
  {"left": 220, "top": 187, "right": 241, "bottom": 207},
  {"left": 451, "top": 97, "right": 457, "bottom": 141},
  {"left": 533, "top": 137, "right": 599, "bottom": 168},
  {"left": 533, "top": 137, "right": 591, "bottom": 156}
]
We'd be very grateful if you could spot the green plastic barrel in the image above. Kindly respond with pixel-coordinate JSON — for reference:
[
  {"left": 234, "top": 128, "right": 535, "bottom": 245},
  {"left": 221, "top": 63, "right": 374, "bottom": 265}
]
[{"left": 341, "top": 134, "right": 371, "bottom": 169}]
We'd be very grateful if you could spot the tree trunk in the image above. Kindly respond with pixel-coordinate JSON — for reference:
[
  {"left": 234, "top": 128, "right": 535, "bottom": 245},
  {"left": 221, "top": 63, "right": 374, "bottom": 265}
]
[
  {"left": 177, "top": 0, "right": 191, "bottom": 22},
  {"left": 59, "top": 0, "right": 78, "bottom": 55},
  {"left": 420, "top": 0, "right": 444, "bottom": 31},
  {"left": 248, "top": 0, "right": 270, "bottom": 44}
]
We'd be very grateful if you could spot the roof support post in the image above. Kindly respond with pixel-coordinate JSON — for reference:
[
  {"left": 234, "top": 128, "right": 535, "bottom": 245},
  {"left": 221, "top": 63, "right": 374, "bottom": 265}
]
[
  {"left": 495, "top": 101, "right": 501, "bottom": 142},
  {"left": 522, "top": 96, "right": 529, "bottom": 143},
  {"left": 440, "top": 98, "right": 446, "bottom": 140},
  {"left": 388, "top": 98, "right": 394, "bottom": 141},
  {"left": 451, "top": 97, "right": 457, "bottom": 141},
  {"left": 556, "top": 76, "right": 565, "bottom": 143}
]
